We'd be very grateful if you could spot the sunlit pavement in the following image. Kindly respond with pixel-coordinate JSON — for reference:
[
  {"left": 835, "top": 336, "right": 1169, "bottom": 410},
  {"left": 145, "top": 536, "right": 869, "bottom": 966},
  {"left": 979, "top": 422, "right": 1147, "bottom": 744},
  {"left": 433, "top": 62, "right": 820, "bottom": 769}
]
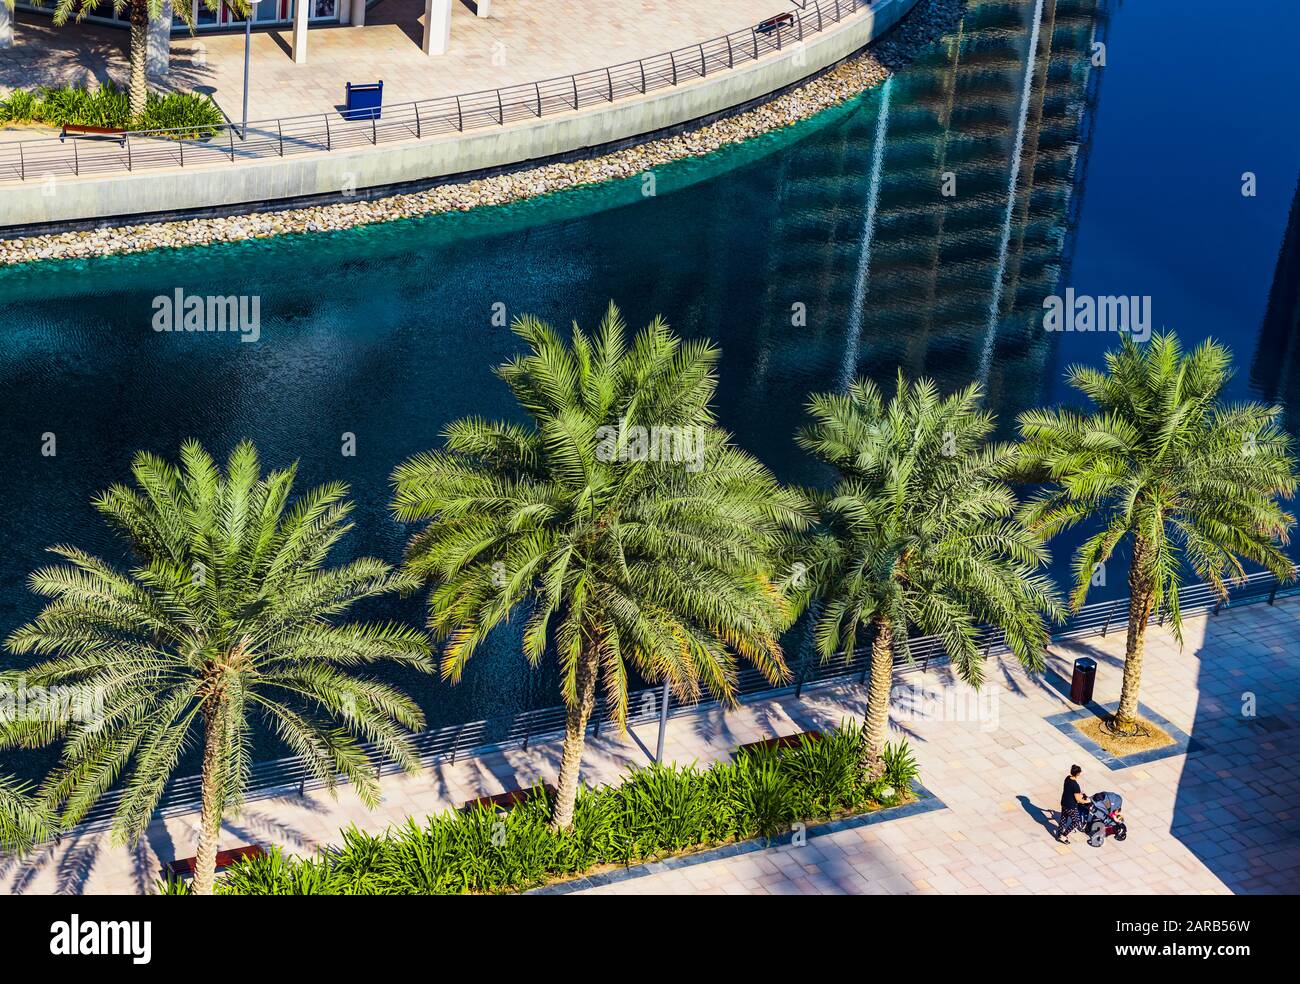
[
  {"left": 580, "top": 599, "right": 1300, "bottom": 894},
  {"left": 1, "top": 0, "right": 804, "bottom": 128},
  {"left": 3, "top": 594, "right": 1295, "bottom": 895}
]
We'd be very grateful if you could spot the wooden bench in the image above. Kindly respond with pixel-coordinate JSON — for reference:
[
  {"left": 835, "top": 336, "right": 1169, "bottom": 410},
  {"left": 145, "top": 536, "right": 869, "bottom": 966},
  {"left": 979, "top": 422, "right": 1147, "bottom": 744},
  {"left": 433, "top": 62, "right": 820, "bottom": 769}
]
[
  {"left": 461, "top": 783, "right": 557, "bottom": 814},
  {"left": 756, "top": 12, "right": 795, "bottom": 33},
  {"left": 60, "top": 124, "right": 127, "bottom": 146},
  {"left": 734, "top": 730, "right": 823, "bottom": 758},
  {"left": 164, "top": 844, "right": 265, "bottom": 879}
]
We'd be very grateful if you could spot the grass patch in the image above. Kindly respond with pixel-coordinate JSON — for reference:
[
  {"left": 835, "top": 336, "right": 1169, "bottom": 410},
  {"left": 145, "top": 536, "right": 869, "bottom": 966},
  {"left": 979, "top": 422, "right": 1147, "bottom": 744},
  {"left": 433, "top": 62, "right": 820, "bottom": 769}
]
[
  {"left": 1074, "top": 713, "right": 1175, "bottom": 758},
  {"left": 0, "top": 83, "right": 224, "bottom": 139},
  {"left": 161, "top": 723, "right": 920, "bottom": 896}
]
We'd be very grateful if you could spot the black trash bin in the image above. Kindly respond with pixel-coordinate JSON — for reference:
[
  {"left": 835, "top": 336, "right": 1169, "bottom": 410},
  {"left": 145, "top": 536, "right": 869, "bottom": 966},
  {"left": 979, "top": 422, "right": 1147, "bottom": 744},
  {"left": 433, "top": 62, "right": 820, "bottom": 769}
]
[{"left": 1070, "top": 657, "right": 1096, "bottom": 704}]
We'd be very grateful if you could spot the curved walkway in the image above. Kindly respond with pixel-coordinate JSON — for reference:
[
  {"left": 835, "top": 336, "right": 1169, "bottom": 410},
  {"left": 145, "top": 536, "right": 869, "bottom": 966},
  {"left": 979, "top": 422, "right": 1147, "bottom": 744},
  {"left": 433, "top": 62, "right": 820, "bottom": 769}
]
[
  {"left": 2, "top": 0, "right": 819, "bottom": 130},
  {"left": 1, "top": 0, "right": 915, "bottom": 229},
  {"left": 3, "top": 596, "right": 1295, "bottom": 895}
]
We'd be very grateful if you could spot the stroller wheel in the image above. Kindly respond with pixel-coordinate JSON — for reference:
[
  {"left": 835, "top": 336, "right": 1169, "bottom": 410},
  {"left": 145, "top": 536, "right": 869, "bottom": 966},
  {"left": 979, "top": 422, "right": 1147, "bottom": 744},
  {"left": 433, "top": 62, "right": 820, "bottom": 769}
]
[
  {"left": 1089, "top": 832, "right": 1104, "bottom": 847},
  {"left": 1115, "top": 825, "right": 1127, "bottom": 842}
]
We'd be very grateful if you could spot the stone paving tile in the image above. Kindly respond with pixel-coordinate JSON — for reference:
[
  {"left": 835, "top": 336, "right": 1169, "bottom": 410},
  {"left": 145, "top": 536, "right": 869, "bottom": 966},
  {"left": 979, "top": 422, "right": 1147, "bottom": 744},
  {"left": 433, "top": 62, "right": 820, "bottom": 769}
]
[
  {"left": 2, "top": 596, "right": 1297, "bottom": 894},
  {"left": 582, "top": 598, "right": 1300, "bottom": 896}
]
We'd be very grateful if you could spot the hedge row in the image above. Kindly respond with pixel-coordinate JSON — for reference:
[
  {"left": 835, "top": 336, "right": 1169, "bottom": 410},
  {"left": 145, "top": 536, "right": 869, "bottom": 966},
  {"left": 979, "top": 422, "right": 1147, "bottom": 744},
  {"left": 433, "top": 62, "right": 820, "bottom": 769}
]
[
  {"left": 0, "top": 84, "right": 225, "bottom": 138},
  {"left": 166, "top": 723, "right": 918, "bottom": 895}
]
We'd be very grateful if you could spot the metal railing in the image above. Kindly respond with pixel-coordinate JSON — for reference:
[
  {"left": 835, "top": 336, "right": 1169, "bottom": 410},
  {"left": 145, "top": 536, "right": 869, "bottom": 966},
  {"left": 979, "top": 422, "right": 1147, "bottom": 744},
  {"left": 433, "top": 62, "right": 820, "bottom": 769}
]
[
  {"left": 0, "top": 0, "right": 871, "bottom": 187},
  {"left": 72, "top": 566, "right": 1298, "bottom": 833}
]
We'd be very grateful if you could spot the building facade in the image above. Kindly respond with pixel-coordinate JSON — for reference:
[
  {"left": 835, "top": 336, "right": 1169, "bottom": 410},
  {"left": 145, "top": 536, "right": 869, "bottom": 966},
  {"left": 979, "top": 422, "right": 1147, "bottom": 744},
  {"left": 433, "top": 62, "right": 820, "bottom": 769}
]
[{"left": 15, "top": 0, "right": 360, "bottom": 32}]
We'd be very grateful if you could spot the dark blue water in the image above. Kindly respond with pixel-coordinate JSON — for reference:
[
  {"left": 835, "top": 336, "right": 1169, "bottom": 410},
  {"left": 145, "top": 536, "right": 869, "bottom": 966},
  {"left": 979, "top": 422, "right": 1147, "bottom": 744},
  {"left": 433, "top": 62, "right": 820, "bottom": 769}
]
[{"left": 2, "top": 0, "right": 1298, "bottom": 749}]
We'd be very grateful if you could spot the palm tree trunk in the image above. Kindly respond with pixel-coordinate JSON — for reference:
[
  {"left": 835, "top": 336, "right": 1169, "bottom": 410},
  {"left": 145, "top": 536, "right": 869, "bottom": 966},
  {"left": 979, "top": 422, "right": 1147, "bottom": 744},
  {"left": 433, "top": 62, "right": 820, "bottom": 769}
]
[
  {"left": 128, "top": 0, "right": 149, "bottom": 121},
  {"left": 857, "top": 614, "right": 894, "bottom": 779},
  {"left": 1117, "top": 536, "right": 1156, "bottom": 727},
  {"left": 549, "top": 641, "right": 599, "bottom": 833},
  {"left": 191, "top": 710, "right": 226, "bottom": 896}
]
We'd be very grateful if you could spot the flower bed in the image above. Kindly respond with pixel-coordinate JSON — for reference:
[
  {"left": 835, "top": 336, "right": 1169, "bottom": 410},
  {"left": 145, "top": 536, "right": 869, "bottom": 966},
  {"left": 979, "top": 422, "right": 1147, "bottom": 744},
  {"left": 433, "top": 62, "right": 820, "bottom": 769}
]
[
  {"left": 0, "top": 84, "right": 224, "bottom": 139},
  {"left": 163, "top": 723, "right": 918, "bottom": 895}
]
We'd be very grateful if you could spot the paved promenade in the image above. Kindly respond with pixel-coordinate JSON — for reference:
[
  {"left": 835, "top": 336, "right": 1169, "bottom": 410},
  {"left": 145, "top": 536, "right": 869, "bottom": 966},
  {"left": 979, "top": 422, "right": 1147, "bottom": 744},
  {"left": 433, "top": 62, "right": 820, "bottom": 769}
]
[
  {"left": 1, "top": 0, "right": 798, "bottom": 126},
  {"left": 2, "top": 596, "right": 1296, "bottom": 895}
]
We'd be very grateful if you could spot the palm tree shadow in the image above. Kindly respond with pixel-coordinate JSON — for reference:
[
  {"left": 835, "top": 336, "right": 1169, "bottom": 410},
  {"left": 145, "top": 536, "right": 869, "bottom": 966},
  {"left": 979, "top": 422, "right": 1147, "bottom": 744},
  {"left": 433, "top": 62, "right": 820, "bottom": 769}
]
[
  {"left": 52, "top": 829, "right": 101, "bottom": 894},
  {"left": 0, "top": 828, "right": 105, "bottom": 895},
  {"left": 133, "top": 828, "right": 171, "bottom": 894},
  {"left": 996, "top": 658, "right": 1032, "bottom": 698},
  {"left": 1, "top": 13, "right": 216, "bottom": 97}
]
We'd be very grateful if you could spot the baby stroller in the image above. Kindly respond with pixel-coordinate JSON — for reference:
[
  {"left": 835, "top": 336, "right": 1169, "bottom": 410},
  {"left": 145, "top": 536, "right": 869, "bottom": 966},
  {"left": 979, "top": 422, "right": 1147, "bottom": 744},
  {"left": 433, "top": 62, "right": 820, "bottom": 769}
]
[{"left": 1085, "top": 791, "right": 1127, "bottom": 847}]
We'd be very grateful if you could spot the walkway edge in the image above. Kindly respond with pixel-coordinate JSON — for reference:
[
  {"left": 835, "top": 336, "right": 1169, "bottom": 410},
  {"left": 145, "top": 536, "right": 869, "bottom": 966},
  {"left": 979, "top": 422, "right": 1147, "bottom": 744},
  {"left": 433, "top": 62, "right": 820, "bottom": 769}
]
[
  {"left": 0, "top": 0, "right": 918, "bottom": 233},
  {"left": 526, "top": 781, "right": 946, "bottom": 894}
]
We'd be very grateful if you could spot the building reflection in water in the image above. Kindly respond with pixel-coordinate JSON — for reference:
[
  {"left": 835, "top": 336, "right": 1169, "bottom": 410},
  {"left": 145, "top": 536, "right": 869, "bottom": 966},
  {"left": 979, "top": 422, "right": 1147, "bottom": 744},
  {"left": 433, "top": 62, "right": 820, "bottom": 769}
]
[{"left": 662, "top": 0, "right": 1115, "bottom": 449}]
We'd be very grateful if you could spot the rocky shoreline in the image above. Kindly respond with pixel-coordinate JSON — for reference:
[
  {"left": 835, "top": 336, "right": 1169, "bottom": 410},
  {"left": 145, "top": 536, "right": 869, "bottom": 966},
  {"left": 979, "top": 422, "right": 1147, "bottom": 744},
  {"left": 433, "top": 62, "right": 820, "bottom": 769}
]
[{"left": 0, "top": 0, "right": 964, "bottom": 267}]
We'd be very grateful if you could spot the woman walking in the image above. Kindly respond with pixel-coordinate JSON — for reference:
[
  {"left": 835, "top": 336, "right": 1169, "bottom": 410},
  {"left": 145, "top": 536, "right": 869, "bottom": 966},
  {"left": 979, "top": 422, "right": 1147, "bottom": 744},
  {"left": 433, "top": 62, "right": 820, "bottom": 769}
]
[{"left": 1057, "top": 764, "right": 1090, "bottom": 844}]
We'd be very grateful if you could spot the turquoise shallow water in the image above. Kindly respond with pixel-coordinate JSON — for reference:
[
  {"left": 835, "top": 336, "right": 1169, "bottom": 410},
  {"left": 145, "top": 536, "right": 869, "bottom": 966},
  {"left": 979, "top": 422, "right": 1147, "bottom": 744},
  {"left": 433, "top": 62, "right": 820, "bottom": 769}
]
[{"left": 2, "top": 0, "right": 1298, "bottom": 748}]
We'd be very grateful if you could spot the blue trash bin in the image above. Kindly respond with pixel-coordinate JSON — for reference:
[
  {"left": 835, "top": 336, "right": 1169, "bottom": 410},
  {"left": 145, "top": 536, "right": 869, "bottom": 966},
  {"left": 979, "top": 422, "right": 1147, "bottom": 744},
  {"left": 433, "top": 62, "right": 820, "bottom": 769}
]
[{"left": 344, "top": 81, "right": 384, "bottom": 121}]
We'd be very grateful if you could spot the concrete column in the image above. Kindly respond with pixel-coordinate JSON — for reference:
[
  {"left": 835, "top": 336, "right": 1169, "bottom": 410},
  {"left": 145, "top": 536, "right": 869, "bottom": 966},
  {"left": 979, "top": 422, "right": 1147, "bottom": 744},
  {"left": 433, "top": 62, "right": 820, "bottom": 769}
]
[
  {"left": 350, "top": 0, "right": 365, "bottom": 27},
  {"left": 1, "top": 2, "right": 14, "bottom": 50},
  {"left": 292, "top": 0, "right": 308, "bottom": 64},
  {"left": 422, "top": 0, "right": 450, "bottom": 55},
  {"left": 146, "top": 3, "right": 172, "bottom": 78}
]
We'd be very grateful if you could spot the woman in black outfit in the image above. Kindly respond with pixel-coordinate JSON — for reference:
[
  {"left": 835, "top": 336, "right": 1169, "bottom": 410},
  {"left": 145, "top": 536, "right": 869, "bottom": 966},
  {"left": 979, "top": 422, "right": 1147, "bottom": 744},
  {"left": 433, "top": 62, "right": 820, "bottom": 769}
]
[{"left": 1057, "top": 764, "right": 1090, "bottom": 843}]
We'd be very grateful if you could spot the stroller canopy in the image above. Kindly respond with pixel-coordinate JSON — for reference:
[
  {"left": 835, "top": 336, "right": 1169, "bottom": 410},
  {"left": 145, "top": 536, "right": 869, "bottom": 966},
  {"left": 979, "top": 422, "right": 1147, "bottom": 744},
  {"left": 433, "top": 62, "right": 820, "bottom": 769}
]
[{"left": 1091, "top": 791, "right": 1122, "bottom": 813}]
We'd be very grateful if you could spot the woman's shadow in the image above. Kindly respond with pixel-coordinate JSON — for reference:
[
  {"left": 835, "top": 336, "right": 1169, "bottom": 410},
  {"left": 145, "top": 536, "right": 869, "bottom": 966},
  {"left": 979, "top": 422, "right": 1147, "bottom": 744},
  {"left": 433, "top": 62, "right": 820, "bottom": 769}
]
[{"left": 1017, "top": 795, "right": 1061, "bottom": 840}]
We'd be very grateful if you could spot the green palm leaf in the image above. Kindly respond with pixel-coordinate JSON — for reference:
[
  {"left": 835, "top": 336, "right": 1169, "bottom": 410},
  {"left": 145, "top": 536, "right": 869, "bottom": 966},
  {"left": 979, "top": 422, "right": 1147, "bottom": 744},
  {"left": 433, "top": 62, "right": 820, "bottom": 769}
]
[
  {"left": 2, "top": 440, "right": 433, "bottom": 893},
  {"left": 1016, "top": 332, "right": 1297, "bottom": 725},
  {"left": 392, "top": 303, "right": 810, "bottom": 831},
  {"left": 798, "top": 373, "right": 1063, "bottom": 776}
]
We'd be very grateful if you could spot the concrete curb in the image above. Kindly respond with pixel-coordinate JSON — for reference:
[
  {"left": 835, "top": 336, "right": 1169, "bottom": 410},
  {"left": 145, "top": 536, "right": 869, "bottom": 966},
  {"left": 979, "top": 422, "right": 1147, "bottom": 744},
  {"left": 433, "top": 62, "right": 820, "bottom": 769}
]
[
  {"left": 527, "top": 780, "right": 946, "bottom": 895},
  {"left": 0, "top": 0, "right": 918, "bottom": 229}
]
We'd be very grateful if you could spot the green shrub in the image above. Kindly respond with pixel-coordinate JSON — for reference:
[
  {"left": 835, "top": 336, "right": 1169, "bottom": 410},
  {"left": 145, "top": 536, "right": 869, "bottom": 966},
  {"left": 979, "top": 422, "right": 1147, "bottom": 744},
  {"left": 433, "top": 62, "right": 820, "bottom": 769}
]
[
  {"left": 136, "top": 90, "right": 226, "bottom": 138},
  {"left": 175, "top": 726, "right": 921, "bottom": 896},
  {"left": 730, "top": 750, "right": 798, "bottom": 839},
  {"left": 881, "top": 739, "right": 920, "bottom": 798},
  {"left": 781, "top": 721, "right": 866, "bottom": 816},
  {"left": 0, "top": 83, "right": 223, "bottom": 138},
  {"left": 0, "top": 89, "right": 39, "bottom": 124}
]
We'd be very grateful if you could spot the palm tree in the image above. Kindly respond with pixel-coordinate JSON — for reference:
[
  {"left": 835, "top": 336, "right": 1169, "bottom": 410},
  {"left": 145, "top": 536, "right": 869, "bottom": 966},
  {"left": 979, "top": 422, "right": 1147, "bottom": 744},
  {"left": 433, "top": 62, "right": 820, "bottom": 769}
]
[
  {"left": 0, "top": 776, "right": 53, "bottom": 855},
  {"left": 27, "top": 0, "right": 240, "bottom": 118},
  {"left": 796, "top": 375, "right": 1062, "bottom": 777},
  {"left": 391, "top": 304, "right": 808, "bottom": 831},
  {"left": 0, "top": 441, "right": 432, "bottom": 895},
  {"left": 1017, "top": 333, "right": 1297, "bottom": 730}
]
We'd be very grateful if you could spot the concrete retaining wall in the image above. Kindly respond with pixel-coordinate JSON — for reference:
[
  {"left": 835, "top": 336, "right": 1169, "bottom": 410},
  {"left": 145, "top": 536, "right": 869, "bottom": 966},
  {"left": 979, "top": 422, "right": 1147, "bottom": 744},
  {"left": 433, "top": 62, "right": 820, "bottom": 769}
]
[{"left": 0, "top": 0, "right": 916, "bottom": 230}]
